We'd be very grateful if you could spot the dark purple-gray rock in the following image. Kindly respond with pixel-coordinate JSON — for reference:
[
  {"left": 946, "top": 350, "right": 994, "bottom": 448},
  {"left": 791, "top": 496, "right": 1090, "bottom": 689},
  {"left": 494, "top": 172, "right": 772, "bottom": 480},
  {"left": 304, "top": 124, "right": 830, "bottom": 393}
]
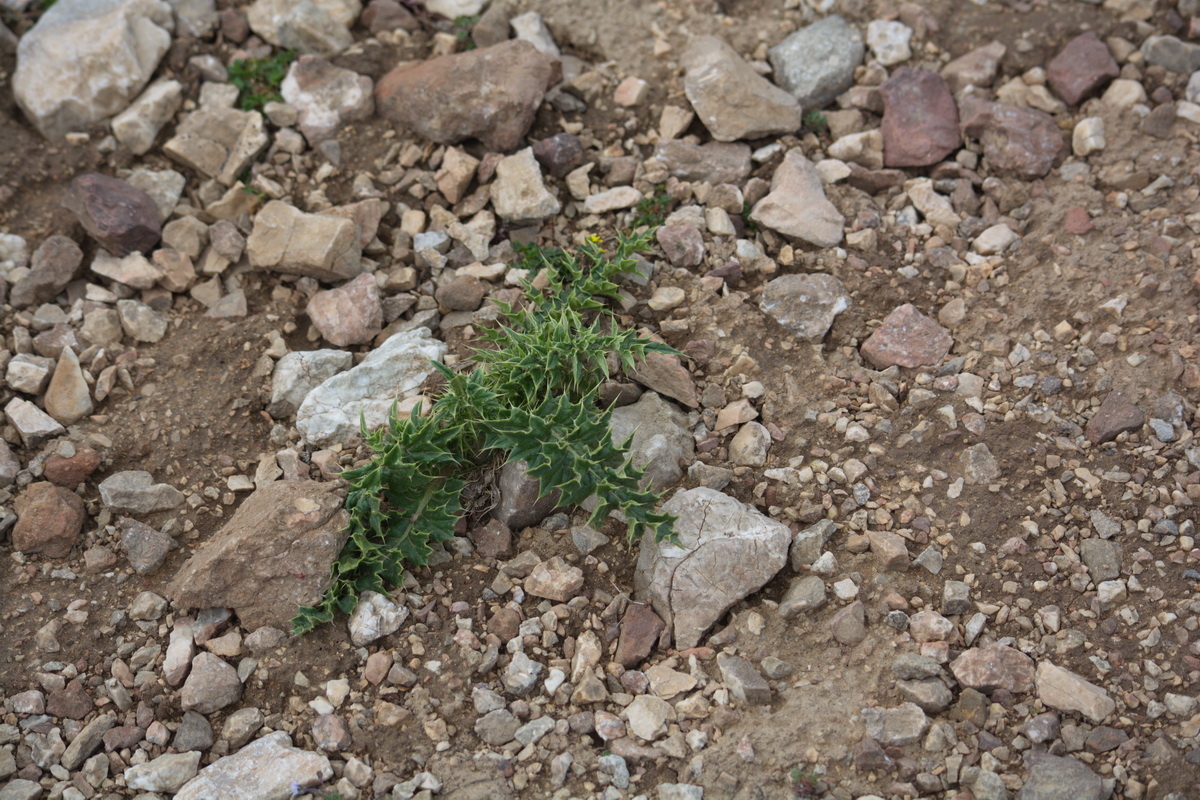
[{"left": 62, "top": 173, "right": 161, "bottom": 256}]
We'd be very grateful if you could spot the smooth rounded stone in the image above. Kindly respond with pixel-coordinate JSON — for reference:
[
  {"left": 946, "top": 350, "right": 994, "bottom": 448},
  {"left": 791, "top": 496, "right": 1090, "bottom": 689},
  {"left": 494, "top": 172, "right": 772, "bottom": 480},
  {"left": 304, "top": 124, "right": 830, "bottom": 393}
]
[
  {"left": 768, "top": 15, "right": 863, "bottom": 108},
  {"left": 167, "top": 481, "right": 348, "bottom": 630},
  {"left": 5, "top": 397, "right": 67, "bottom": 448},
  {"left": 474, "top": 709, "right": 520, "bottom": 746},
  {"left": 941, "top": 40, "right": 1006, "bottom": 93},
  {"left": 909, "top": 609, "right": 954, "bottom": 643},
  {"left": 268, "top": 349, "right": 353, "bottom": 419},
  {"left": 861, "top": 702, "right": 928, "bottom": 746},
  {"left": 950, "top": 645, "right": 1035, "bottom": 693},
  {"left": 112, "top": 77, "right": 183, "bottom": 155},
  {"left": 1016, "top": 752, "right": 1102, "bottom": 800},
  {"left": 1142, "top": 34, "right": 1200, "bottom": 74},
  {"left": 759, "top": 272, "right": 850, "bottom": 338},
  {"left": 729, "top": 421, "right": 771, "bottom": 467},
  {"left": 120, "top": 517, "right": 176, "bottom": 575},
  {"left": 491, "top": 147, "right": 561, "bottom": 222},
  {"left": 1035, "top": 661, "right": 1115, "bottom": 723},
  {"left": 860, "top": 303, "right": 952, "bottom": 369},
  {"left": 175, "top": 731, "right": 332, "bottom": 800},
  {"left": 173, "top": 711, "right": 214, "bottom": 752},
  {"left": 311, "top": 714, "right": 352, "bottom": 751},
  {"left": 1047, "top": 33, "right": 1118, "bottom": 105},
  {"left": 866, "top": 19, "right": 912, "bottom": 66},
  {"left": 897, "top": 678, "right": 953, "bottom": 713},
  {"left": 959, "top": 97, "right": 1066, "bottom": 178},
  {"left": 652, "top": 139, "right": 752, "bottom": 184},
  {"left": 1073, "top": 117, "right": 1106, "bottom": 157},
  {"left": 375, "top": 40, "right": 560, "bottom": 152},
  {"left": 280, "top": 55, "right": 373, "bottom": 145},
  {"left": 609, "top": 391, "right": 695, "bottom": 491},
  {"left": 881, "top": 68, "right": 960, "bottom": 167},
  {"left": 246, "top": 200, "right": 363, "bottom": 281},
  {"left": 12, "top": 481, "right": 87, "bottom": 558},
  {"left": 502, "top": 652, "right": 543, "bottom": 696},
  {"left": 99, "top": 470, "right": 184, "bottom": 513},
  {"left": 124, "top": 751, "right": 202, "bottom": 793},
  {"left": 593, "top": 710, "right": 626, "bottom": 742},
  {"left": 1102, "top": 78, "right": 1147, "bottom": 111},
  {"left": 306, "top": 273, "right": 382, "bottom": 347},
  {"left": 245, "top": 0, "right": 355, "bottom": 55},
  {"left": 972, "top": 223, "right": 1018, "bottom": 255},
  {"left": 44, "top": 347, "right": 92, "bottom": 426},
  {"left": 624, "top": 695, "right": 674, "bottom": 741},
  {"left": 749, "top": 150, "right": 844, "bottom": 247},
  {"left": 10, "top": 236, "right": 84, "bottom": 308},
  {"left": 295, "top": 327, "right": 447, "bottom": 447},
  {"left": 682, "top": 35, "right": 802, "bottom": 142},
  {"left": 829, "top": 599, "right": 867, "bottom": 645},
  {"left": 13, "top": 0, "right": 173, "bottom": 140},
  {"left": 63, "top": 173, "right": 161, "bottom": 257},
  {"left": 648, "top": 286, "right": 686, "bottom": 312},
  {"left": 635, "top": 487, "right": 790, "bottom": 649},
  {"left": 1084, "top": 391, "right": 1144, "bottom": 444},
  {"left": 347, "top": 590, "right": 408, "bottom": 646},
  {"left": 960, "top": 443, "right": 1000, "bottom": 485}
]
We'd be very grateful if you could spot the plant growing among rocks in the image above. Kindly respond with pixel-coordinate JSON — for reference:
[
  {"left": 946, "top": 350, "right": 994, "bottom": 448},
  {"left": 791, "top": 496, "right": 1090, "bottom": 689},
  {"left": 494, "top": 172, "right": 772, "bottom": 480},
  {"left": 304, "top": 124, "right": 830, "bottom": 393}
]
[
  {"left": 292, "top": 231, "right": 678, "bottom": 634},
  {"left": 228, "top": 48, "right": 297, "bottom": 112}
]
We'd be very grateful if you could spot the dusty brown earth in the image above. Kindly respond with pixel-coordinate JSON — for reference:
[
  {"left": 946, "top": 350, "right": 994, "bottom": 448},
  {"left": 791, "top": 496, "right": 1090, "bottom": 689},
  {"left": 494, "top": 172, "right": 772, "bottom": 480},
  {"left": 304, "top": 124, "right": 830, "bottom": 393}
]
[{"left": 1, "top": 0, "right": 1200, "bottom": 799}]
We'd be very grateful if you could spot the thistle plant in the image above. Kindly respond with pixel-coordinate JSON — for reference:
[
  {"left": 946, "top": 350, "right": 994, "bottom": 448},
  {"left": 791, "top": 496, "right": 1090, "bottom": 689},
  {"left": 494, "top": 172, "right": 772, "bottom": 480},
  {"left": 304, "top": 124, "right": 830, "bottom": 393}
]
[{"left": 293, "top": 231, "right": 678, "bottom": 634}]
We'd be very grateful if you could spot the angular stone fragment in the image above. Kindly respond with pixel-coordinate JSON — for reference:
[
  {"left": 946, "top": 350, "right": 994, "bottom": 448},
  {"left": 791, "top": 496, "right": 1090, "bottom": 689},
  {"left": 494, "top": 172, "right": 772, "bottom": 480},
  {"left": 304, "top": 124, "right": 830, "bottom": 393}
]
[
  {"left": 44, "top": 346, "right": 93, "bottom": 425},
  {"left": 1047, "top": 33, "right": 1119, "bottom": 105},
  {"left": 112, "top": 78, "right": 184, "bottom": 155},
  {"left": 98, "top": 470, "right": 183, "bottom": 514},
  {"left": 950, "top": 645, "right": 1035, "bottom": 693},
  {"left": 651, "top": 140, "right": 751, "bottom": 185},
  {"left": 861, "top": 303, "right": 952, "bottom": 369},
  {"left": 616, "top": 603, "right": 665, "bottom": 668},
  {"left": 281, "top": 55, "right": 374, "bottom": 144},
  {"left": 525, "top": 556, "right": 584, "bottom": 602},
  {"left": 306, "top": 273, "right": 382, "bottom": 347},
  {"left": 941, "top": 41, "right": 1006, "bottom": 93},
  {"left": 120, "top": 517, "right": 176, "bottom": 575},
  {"left": 125, "top": 751, "right": 202, "bottom": 793},
  {"left": 13, "top": 0, "right": 174, "bottom": 141},
  {"left": 682, "top": 36, "right": 802, "bottom": 142},
  {"left": 491, "top": 147, "right": 560, "bottom": 222},
  {"left": 180, "top": 653, "right": 241, "bottom": 714},
  {"left": 5, "top": 397, "right": 66, "bottom": 448},
  {"left": 91, "top": 250, "right": 164, "bottom": 289},
  {"left": 167, "top": 481, "right": 349, "bottom": 630},
  {"left": 1085, "top": 391, "right": 1144, "bottom": 444},
  {"left": 768, "top": 15, "right": 863, "bottom": 109},
  {"left": 881, "top": 68, "right": 960, "bottom": 167},
  {"left": 830, "top": 599, "right": 867, "bottom": 644},
  {"left": 13, "top": 482, "right": 87, "bottom": 558},
  {"left": 1035, "top": 661, "right": 1115, "bottom": 723},
  {"left": 959, "top": 97, "right": 1066, "bottom": 178},
  {"left": 174, "top": 732, "right": 333, "bottom": 800},
  {"left": 348, "top": 590, "right": 408, "bottom": 646},
  {"left": 375, "top": 40, "right": 560, "bottom": 151},
  {"left": 245, "top": 0, "right": 354, "bottom": 55},
  {"left": 247, "top": 200, "right": 364, "bottom": 281},
  {"left": 10, "top": 236, "right": 83, "bottom": 308},
  {"left": 635, "top": 487, "right": 790, "bottom": 649},
  {"left": 717, "top": 653, "right": 771, "bottom": 705},
  {"left": 268, "top": 349, "right": 353, "bottom": 418},
  {"left": 627, "top": 351, "right": 699, "bottom": 409},
  {"left": 163, "top": 106, "right": 270, "bottom": 187},
  {"left": 758, "top": 273, "right": 850, "bottom": 342},
  {"left": 861, "top": 702, "right": 928, "bottom": 746},
  {"left": 750, "top": 150, "right": 844, "bottom": 247},
  {"left": 62, "top": 173, "right": 161, "bottom": 257},
  {"left": 1017, "top": 752, "right": 1102, "bottom": 800}
]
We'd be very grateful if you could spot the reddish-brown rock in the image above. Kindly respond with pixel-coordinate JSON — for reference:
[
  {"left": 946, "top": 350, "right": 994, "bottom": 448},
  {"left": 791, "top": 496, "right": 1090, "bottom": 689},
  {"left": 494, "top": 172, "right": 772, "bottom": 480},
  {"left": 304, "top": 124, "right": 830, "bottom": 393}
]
[
  {"left": 617, "top": 603, "right": 666, "bottom": 668},
  {"left": 881, "top": 68, "right": 961, "bottom": 168},
  {"left": 375, "top": 40, "right": 561, "bottom": 152},
  {"left": 1063, "top": 206, "right": 1094, "bottom": 235},
  {"left": 46, "top": 679, "right": 93, "bottom": 720},
  {"left": 1047, "top": 33, "right": 1119, "bottom": 106},
  {"left": 1085, "top": 391, "right": 1145, "bottom": 444},
  {"left": 470, "top": 519, "right": 513, "bottom": 559},
  {"left": 860, "top": 304, "right": 953, "bottom": 369},
  {"left": 959, "top": 97, "right": 1066, "bottom": 178},
  {"left": 62, "top": 173, "right": 161, "bottom": 257},
  {"left": 306, "top": 273, "right": 382, "bottom": 347},
  {"left": 43, "top": 447, "right": 102, "bottom": 487},
  {"left": 13, "top": 481, "right": 87, "bottom": 558}
]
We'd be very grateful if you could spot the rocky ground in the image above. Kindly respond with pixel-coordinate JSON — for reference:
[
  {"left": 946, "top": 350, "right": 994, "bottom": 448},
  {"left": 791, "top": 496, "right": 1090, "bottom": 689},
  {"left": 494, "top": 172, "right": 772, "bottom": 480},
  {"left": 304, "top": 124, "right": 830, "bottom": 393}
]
[{"left": 1, "top": 0, "right": 1200, "bottom": 798}]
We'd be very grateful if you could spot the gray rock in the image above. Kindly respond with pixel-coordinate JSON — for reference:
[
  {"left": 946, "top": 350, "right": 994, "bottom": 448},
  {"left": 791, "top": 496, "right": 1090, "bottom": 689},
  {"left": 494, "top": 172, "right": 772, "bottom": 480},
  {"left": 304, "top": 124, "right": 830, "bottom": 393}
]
[
  {"left": 960, "top": 443, "right": 1000, "bottom": 485},
  {"left": 760, "top": 273, "right": 850, "bottom": 341},
  {"left": 635, "top": 487, "right": 790, "bottom": 649},
  {"left": 1016, "top": 752, "right": 1102, "bottom": 800},
  {"left": 10, "top": 236, "right": 83, "bottom": 308},
  {"left": 170, "top": 0, "right": 218, "bottom": 37},
  {"left": 5, "top": 398, "right": 66, "bottom": 448},
  {"left": 245, "top": 0, "right": 354, "bottom": 55},
  {"left": 475, "top": 709, "right": 520, "bottom": 745},
  {"left": 658, "top": 785, "right": 705, "bottom": 800},
  {"left": 174, "top": 731, "right": 333, "bottom": 800},
  {"left": 514, "top": 716, "right": 555, "bottom": 746},
  {"left": 348, "top": 590, "right": 408, "bottom": 646},
  {"left": 99, "top": 471, "right": 185, "bottom": 514},
  {"left": 1080, "top": 538, "right": 1121, "bottom": 582},
  {"left": 717, "top": 653, "right": 771, "bottom": 705},
  {"left": 942, "top": 580, "right": 971, "bottom": 615},
  {"left": 493, "top": 459, "right": 559, "bottom": 530},
  {"left": 1035, "top": 661, "right": 1114, "bottom": 723},
  {"left": 1142, "top": 35, "right": 1200, "bottom": 74},
  {"left": 112, "top": 78, "right": 184, "bottom": 155},
  {"left": 830, "top": 600, "right": 867, "bottom": 645},
  {"left": 598, "top": 754, "right": 630, "bottom": 789},
  {"left": 268, "top": 349, "right": 354, "bottom": 419},
  {"left": 13, "top": 0, "right": 174, "bottom": 141},
  {"left": 729, "top": 421, "right": 771, "bottom": 467},
  {"left": 167, "top": 480, "right": 349, "bottom": 630},
  {"left": 861, "top": 702, "right": 928, "bottom": 746},
  {"left": 892, "top": 653, "right": 943, "bottom": 681},
  {"left": 281, "top": 55, "right": 374, "bottom": 144},
  {"left": 295, "top": 328, "right": 447, "bottom": 447},
  {"left": 682, "top": 36, "right": 802, "bottom": 142},
  {"left": 791, "top": 519, "right": 836, "bottom": 569},
  {"left": 180, "top": 653, "right": 241, "bottom": 714},
  {"left": 778, "top": 575, "right": 826, "bottom": 618},
  {"left": 221, "top": 707, "right": 265, "bottom": 749},
  {"left": 116, "top": 299, "right": 168, "bottom": 343},
  {"left": 60, "top": 714, "right": 116, "bottom": 770},
  {"left": 120, "top": 517, "right": 176, "bottom": 574},
  {"left": 609, "top": 391, "right": 695, "bottom": 492},
  {"left": 750, "top": 150, "right": 844, "bottom": 247},
  {"left": 502, "top": 651, "right": 543, "bottom": 696},
  {"left": 124, "top": 751, "right": 202, "bottom": 793},
  {"left": 163, "top": 105, "right": 269, "bottom": 187},
  {"left": 768, "top": 15, "right": 863, "bottom": 108},
  {"left": 173, "top": 711, "right": 214, "bottom": 752},
  {"left": 651, "top": 139, "right": 751, "bottom": 185},
  {"left": 897, "top": 678, "right": 953, "bottom": 713}
]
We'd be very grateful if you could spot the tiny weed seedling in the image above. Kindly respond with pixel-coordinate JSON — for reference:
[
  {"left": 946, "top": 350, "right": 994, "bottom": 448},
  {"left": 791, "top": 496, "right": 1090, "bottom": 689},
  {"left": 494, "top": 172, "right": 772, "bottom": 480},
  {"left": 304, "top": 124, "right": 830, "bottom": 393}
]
[
  {"left": 630, "top": 185, "right": 675, "bottom": 229},
  {"left": 293, "top": 231, "right": 679, "bottom": 634},
  {"left": 789, "top": 767, "right": 821, "bottom": 798},
  {"left": 803, "top": 109, "right": 828, "bottom": 134},
  {"left": 229, "top": 49, "right": 297, "bottom": 112},
  {"left": 452, "top": 15, "right": 479, "bottom": 49}
]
